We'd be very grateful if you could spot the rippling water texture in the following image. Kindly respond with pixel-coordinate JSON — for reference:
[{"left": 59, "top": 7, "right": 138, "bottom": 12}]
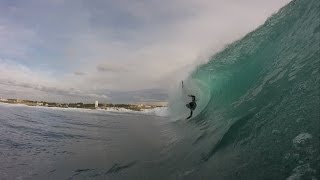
[{"left": 0, "top": 104, "right": 180, "bottom": 180}]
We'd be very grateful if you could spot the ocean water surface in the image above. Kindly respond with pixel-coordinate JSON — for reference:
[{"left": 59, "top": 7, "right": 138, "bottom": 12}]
[{"left": 0, "top": 104, "right": 180, "bottom": 180}]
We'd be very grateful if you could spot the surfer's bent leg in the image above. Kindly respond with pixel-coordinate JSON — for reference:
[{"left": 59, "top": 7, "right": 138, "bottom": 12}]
[{"left": 186, "top": 110, "right": 193, "bottom": 119}]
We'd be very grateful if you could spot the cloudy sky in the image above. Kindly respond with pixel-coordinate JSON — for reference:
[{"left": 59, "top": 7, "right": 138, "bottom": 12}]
[{"left": 0, "top": 0, "right": 291, "bottom": 103}]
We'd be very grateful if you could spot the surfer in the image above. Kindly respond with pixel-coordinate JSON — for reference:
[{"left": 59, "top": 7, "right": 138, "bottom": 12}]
[{"left": 186, "top": 95, "right": 197, "bottom": 119}]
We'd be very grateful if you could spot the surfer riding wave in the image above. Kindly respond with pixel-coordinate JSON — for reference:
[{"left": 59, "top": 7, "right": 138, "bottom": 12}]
[{"left": 186, "top": 95, "right": 197, "bottom": 119}]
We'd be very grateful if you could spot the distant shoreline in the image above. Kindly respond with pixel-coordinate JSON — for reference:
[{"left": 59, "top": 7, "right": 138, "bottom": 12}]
[{"left": 0, "top": 98, "right": 167, "bottom": 112}]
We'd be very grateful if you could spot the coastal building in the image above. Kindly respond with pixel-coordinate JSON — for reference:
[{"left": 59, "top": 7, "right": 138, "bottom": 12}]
[
  {"left": 7, "top": 99, "right": 17, "bottom": 103},
  {"left": 0, "top": 98, "right": 8, "bottom": 102},
  {"left": 95, "top": 101, "right": 99, "bottom": 108}
]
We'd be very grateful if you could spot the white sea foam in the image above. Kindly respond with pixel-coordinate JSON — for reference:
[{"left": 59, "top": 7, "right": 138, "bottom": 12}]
[
  {"left": 103, "top": 107, "right": 128, "bottom": 112},
  {"left": 292, "top": 133, "right": 312, "bottom": 146},
  {"left": 286, "top": 163, "right": 316, "bottom": 180},
  {"left": 0, "top": 102, "right": 28, "bottom": 107},
  {"left": 141, "top": 107, "right": 169, "bottom": 117}
]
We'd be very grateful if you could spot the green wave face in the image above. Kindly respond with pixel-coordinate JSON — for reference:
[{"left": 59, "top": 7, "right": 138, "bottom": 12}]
[{"left": 169, "top": 0, "right": 320, "bottom": 179}]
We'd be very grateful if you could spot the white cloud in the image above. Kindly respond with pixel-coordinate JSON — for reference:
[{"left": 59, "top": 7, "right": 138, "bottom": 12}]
[
  {"left": 0, "top": 0, "right": 291, "bottom": 102},
  {"left": 0, "top": 59, "right": 109, "bottom": 102}
]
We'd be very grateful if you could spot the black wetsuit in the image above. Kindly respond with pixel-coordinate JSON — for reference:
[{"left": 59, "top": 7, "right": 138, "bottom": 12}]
[{"left": 186, "top": 95, "right": 197, "bottom": 119}]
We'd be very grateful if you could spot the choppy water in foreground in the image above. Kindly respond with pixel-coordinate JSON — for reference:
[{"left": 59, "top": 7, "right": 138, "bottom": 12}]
[{"left": 0, "top": 104, "right": 180, "bottom": 180}]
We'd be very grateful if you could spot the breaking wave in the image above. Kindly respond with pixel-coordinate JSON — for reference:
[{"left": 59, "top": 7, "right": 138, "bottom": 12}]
[{"left": 168, "top": 0, "right": 320, "bottom": 179}]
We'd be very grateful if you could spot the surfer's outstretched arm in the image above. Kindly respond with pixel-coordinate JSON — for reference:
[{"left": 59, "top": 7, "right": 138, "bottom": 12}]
[{"left": 186, "top": 110, "right": 193, "bottom": 119}]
